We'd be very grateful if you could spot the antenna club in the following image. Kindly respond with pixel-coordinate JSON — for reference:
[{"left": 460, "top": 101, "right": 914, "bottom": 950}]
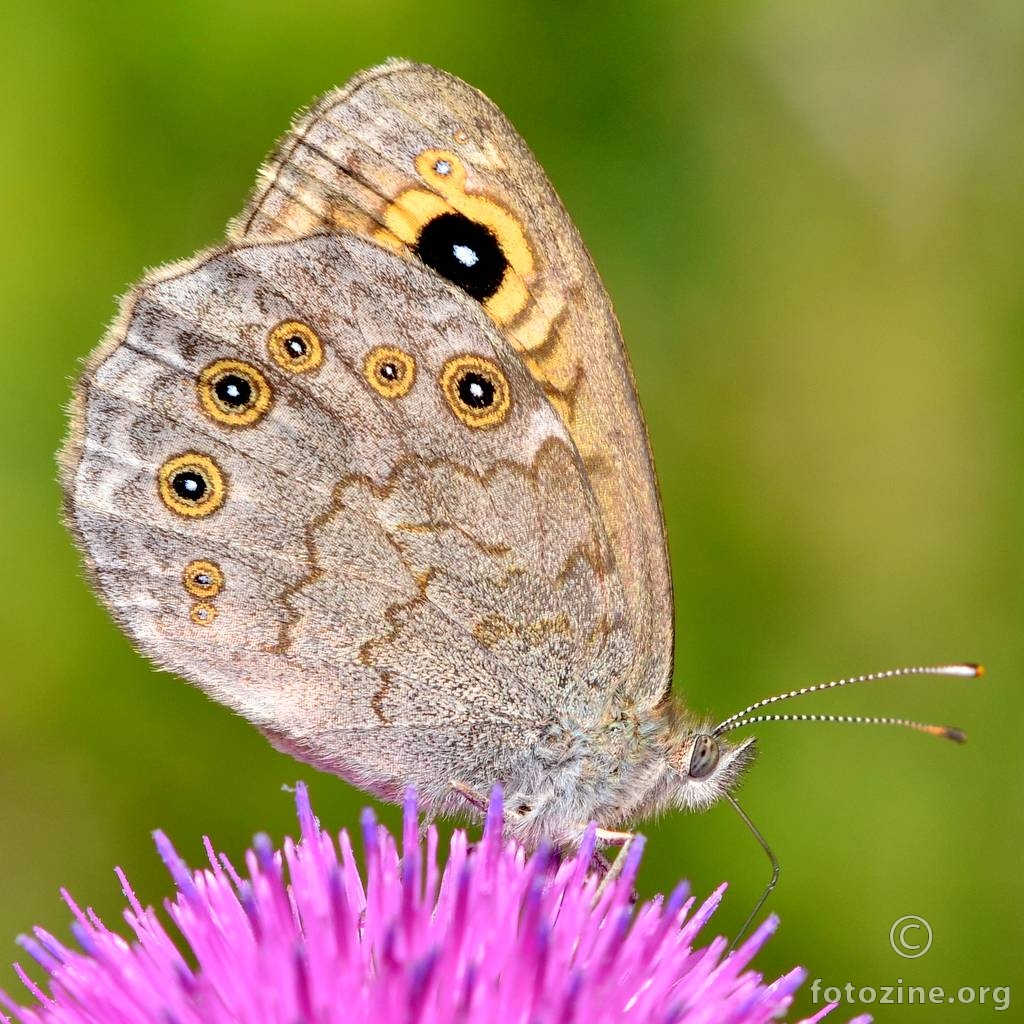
[
  {"left": 939, "top": 663, "right": 984, "bottom": 678},
  {"left": 941, "top": 727, "right": 968, "bottom": 744}
]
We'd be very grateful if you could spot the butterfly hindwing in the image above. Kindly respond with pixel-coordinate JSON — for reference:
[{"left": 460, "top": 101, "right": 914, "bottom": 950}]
[{"left": 60, "top": 231, "right": 637, "bottom": 810}]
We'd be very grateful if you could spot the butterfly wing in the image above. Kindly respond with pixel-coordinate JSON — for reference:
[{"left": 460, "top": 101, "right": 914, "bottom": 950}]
[
  {"left": 60, "top": 232, "right": 637, "bottom": 811},
  {"left": 234, "top": 61, "right": 674, "bottom": 702}
]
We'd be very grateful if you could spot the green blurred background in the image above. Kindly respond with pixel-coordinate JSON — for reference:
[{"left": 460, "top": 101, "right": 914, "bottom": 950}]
[{"left": 2, "top": 1, "right": 1021, "bottom": 1017}]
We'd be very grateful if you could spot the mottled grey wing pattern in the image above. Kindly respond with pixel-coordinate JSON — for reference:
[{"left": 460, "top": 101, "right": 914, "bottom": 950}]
[
  {"left": 61, "top": 231, "right": 635, "bottom": 808},
  {"left": 234, "top": 60, "right": 674, "bottom": 703}
]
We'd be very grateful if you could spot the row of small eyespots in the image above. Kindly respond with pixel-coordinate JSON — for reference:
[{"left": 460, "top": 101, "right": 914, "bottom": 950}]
[
  {"left": 364, "top": 346, "right": 512, "bottom": 428},
  {"left": 183, "top": 559, "right": 223, "bottom": 627},
  {"left": 197, "top": 321, "right": 323, "bottom": 429},
  {"left": 198, "top": 324, "right": 513, "bottom": 427},
  {"left": 155, "top": 322, "right": 325, "bottom": 521},
  {"left": 157, "top": 335, "right": 512, "bottom": 523}
]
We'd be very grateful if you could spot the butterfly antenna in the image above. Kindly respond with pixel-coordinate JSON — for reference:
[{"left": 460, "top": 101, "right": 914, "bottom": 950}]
[{"left": 713, "top": 663, "right": 982, "bottom": 741}]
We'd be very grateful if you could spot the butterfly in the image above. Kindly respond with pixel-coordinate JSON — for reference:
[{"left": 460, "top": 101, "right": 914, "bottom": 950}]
[{"left": 60, "top": 62, "right": 976, "bottom": 907}]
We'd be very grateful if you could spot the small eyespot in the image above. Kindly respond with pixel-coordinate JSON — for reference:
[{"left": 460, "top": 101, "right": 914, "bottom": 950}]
[
  {"left": 189, "top": 602, "right": 218, "bottom": 626},
  {"left": 417, "top": 150, "right": 466, "bottom": 189},
  {"left": 157, "top": 453, "right": 226, "bottom": 518},
  {"left": 198, "top": 359, "right": 272, "bottom": 426},
  {"left": 363, "top": 346, "right": 416, "bottom": 399},
  {"left": 183, "top": 559, "right": 223, "bottom": 598},
  {"left": 439, "top": 354, "right": 511, "bottom": 429},
  {"left": 416, "top": 213, "right": 508, "bottom": 302},
  {"left": 268, "top": 320, "right": 323, "bottom": 373}
]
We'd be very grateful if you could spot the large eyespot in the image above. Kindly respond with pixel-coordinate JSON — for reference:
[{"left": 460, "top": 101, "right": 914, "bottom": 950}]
[
  {"left": 363, "top": 345, "right": 416, "bottom": 399},
  {"left": 375, "top": 151, "right": 533, "bottom": 325},
  {"left": 688, "top": 735, "right": 721, "bottom": 780},
  {"left": 157, "top": 453, "right": 226, "bottom": 518},
  {"left": 198, "top": 359, "right": 272, "bottom": 427},
  {"left": 415, "top": 213, "right": 508, "bottom": 301},
  {"left": 439, "top": 354, "right": 511, "bottom": 429},
  {"left": 189, "top": 602, "right": 218, "bottom": 626},
  {"left": 183, "top": 559, "right": 223, "bottom": 598},
  {"left": 268, "top": 320, "right": 323, "bottom": 373}
]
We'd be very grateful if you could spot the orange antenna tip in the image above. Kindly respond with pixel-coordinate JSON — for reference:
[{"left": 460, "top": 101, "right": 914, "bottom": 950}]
[{"left": 923, "top": 724, "right": 967, "bottom": 743}]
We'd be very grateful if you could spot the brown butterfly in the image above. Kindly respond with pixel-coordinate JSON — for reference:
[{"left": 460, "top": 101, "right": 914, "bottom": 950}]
[{"left": 60, "top": 62, "right": 978, "bottom": 928}]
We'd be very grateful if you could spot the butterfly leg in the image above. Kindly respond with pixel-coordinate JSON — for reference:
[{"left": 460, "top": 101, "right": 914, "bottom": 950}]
[
  {"left": 595, "top": 826, "right": 635, "bottom": 846},
  {"left": 590, "top": 829, "right": 638, "bottom": 908},
  {"left": 449, "top": 779, "right": 532, "bottom": 830},
  {"left": 449, "top": 779, "right": 540, "bottom": 826},
  {"left": 449, "top": 779, "right": 490, "bottom": 814},
  {"left": 416, "top": 805, "right": 440, "bottom": 841}
]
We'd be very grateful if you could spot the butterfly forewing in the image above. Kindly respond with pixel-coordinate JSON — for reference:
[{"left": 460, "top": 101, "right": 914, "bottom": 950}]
[{"left": 234, "top": 61, "right": 674, "bottom": 703}]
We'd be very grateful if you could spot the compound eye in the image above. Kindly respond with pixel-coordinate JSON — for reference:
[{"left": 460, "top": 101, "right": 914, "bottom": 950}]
[{"left": 688, "top": 735, "right": 721, "bottom": 779}]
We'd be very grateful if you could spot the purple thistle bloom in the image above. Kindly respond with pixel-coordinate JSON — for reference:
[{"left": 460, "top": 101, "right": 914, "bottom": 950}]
[{"left": 1, "top": 785, "right": 866, "bottom": 1024}]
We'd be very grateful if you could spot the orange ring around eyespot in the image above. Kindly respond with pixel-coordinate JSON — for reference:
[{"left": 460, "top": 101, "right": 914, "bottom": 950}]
[
  {"left": 198, "top": 359, "right": 272, "bottom": 427},
  {"left": 189, "top": 602, "right": 218, "bottom": 626},
  {"left": 439, "top": 354, "right": 512, "bottom": 429},
  {"left": 268, "top": 320, "right": 323, "bottom": 373},
  {"left": 183, "top": 559, "right": 224, "bottom": 599},
  {"left": 157, "top": 452, "right": 226, "bottom": 518},
  {"left": 416, "top": 150, "right": 468, "bottom": 190},
  {"left": 363, "top": 346, "right": 416, "bottom": 399}
]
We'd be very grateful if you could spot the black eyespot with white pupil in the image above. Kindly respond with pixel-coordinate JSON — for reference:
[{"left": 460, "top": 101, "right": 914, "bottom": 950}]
[
  {"left": 172, "top": 471, "right": 206, "bottom": 502},
  {"left": 438, "top": 354, "right": 510, "bottom": 428},
  {"left": 458, "top": 371, "right": 495, "bottom": 409},
  {"left": 159, "top": 453, "right": 225, "bottom": 517},
  {"left": 213, "top": 374, "right": 251, "bottom": 408},
  {"left": 198, "top": 359, "right": 272, "bottom": 427},
  {"left": 380, "top": 362, "right": 401, "bottom": 382},
  {"left": 416, "top": 212, "right": 508, "bottom": 301},
  {"left": 284, "top": 336, "right": 307, "bottom": 359}
]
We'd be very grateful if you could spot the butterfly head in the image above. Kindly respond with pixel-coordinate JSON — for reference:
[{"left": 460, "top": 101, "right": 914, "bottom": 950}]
[
  {"left": 662, "top": 661, "right": 982, "bottom": 814},
  {"left": 667, "top": 730, "right": 757, "bottom": 812}
]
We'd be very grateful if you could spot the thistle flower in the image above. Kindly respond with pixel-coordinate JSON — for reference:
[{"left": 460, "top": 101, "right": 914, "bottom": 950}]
[{"left": 2, "top": 785, "right": 865, "bottom": 1024}]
